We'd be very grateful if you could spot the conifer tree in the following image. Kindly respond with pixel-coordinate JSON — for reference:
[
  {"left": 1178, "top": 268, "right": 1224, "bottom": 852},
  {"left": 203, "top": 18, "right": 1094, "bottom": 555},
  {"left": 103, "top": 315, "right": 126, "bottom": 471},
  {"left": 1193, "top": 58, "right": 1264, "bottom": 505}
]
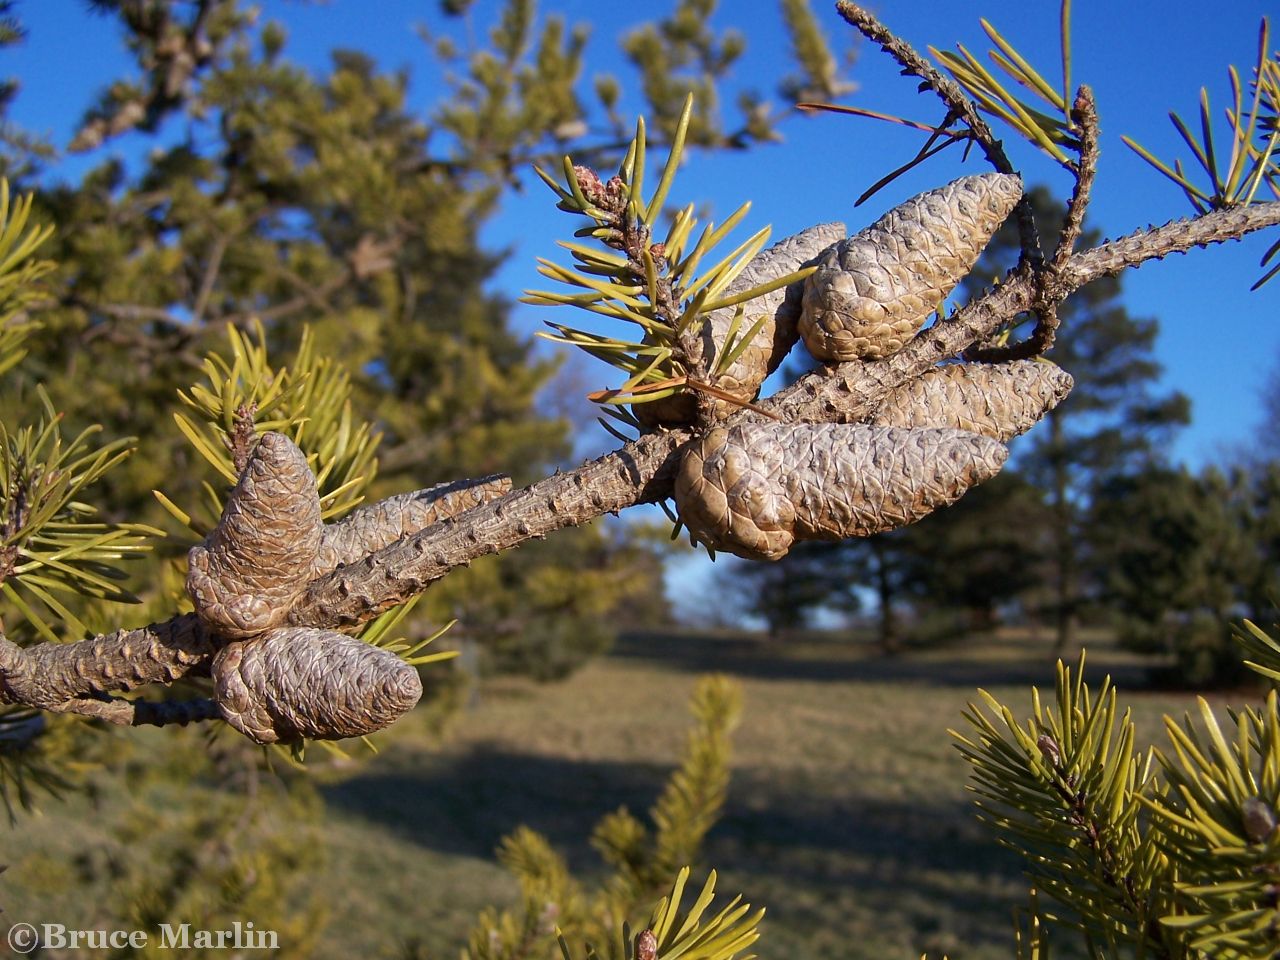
[
  {"left": 1, "top": 0, "right": 852, "bottom": 678},
  {"left": 0, "top": 3, "right": 1276, "bottom": 959},
  {"left": 957, "top": 187, "right": 1192, "bottom": 654}
]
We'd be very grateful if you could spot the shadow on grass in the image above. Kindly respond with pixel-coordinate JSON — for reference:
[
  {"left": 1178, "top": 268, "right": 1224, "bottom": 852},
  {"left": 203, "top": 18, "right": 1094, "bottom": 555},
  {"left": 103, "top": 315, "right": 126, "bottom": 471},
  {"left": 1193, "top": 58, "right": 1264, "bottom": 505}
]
[
  {"left": 322, "top": 745, "right": 663, "bottom": 867},
  {"left": 613, "top": 630, "right": 1155, "bottom": 692},
  {"left": 322, "top": 747, "right": 1026, "bottom": 954}
]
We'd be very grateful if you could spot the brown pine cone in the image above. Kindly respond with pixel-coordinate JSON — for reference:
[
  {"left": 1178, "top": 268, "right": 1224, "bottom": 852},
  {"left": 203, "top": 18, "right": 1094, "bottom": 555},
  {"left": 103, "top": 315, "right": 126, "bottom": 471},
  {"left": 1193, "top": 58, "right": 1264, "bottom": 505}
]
[
  {"left": 800, "top": 174, "right": 1022, "bottom": 362},
  {"left": 187, "top": 433, "right": 323, "bottom": 639},
  {"left": 675, "top": 422, "right": 1007, "bottom": 560},
  {"left": 212, "top": 627, "right": 423, "bottom": 744}
]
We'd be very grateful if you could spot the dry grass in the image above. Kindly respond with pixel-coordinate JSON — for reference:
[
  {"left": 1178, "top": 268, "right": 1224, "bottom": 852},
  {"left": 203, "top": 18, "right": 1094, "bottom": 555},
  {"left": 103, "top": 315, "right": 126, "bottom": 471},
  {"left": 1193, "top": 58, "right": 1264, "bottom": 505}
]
[{"left": 2, "top": 630, "right": 1232, "bottom": 959}]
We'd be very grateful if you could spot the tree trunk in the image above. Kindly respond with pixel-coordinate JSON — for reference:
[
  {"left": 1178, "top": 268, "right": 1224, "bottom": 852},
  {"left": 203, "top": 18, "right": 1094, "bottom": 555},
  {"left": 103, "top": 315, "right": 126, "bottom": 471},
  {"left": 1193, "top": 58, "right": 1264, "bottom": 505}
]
[
  {"left": 874, "top": 540, "right": 900, "bottom": 656},
  {"left": 1048, "top": 411, "right": 1077, "bottom": 655}
]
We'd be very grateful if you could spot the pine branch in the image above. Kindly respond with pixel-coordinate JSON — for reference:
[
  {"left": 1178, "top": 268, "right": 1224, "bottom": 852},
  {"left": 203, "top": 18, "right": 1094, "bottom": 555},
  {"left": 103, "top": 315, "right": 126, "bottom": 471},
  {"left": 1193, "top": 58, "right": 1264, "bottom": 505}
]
[
  {"left": 0, "top": 201, "right": 1275, "bottom": 719},
  {"left": 966, "top": 85, "right": 1099, "bottom": 364},
  {"left": 1056, "top": 86, "right": 1101, "bottom": 267}
]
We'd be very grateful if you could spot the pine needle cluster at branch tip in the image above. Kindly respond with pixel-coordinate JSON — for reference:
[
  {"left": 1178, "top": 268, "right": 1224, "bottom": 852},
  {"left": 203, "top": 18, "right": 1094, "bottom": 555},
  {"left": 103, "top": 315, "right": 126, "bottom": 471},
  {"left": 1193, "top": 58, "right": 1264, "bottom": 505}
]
[
  {"left": 0, "top": 180, "right": 54, "bottom": 380},
  {"left": 930, "top": 1, "right": 1083, "bottom": 169},
  {"left": 955, "top": 649, "right": 1280, "bottom": 959},
  {"left": 1123, "top": 17, "right": 1279, "bottom": 238},
  {"left": 550, "top": 868, "right": 763, "bottom": 960},
  {"left": 953, "top": 655, "right": 1169, "bottom": 955},
  {"left": 525, "top": 94, "right": 821, "bottom": 422},
  {"left": 157, "top": 319, "right": 380, "bottom": 538},
  {"left": 0, "top": 179, "right": 156, "bottom": 644},
  {"left": 1236, "top": 617, "right": 1280, "bottom": 683},
  {"left": 1148, "top": 692, "right": 1280, "bottom": 957},
  {"left": 0, "top": 388, "right": 160, "bottom": 643}
]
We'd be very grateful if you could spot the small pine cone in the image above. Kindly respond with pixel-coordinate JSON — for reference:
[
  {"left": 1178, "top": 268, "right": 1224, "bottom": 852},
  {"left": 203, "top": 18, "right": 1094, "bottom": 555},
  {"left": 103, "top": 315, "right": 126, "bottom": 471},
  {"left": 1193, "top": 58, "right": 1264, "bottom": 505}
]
[
  {"left": 212, "top": 627, "right": 423, "bottom": 744},
  {"left": 871, "top": 361, "right": 1074, "bottom": 441},
  {"left": 315, "top": 474, "right": 512, "bottom": 573},
  {"left": 674, "top": 422, "right": 1007, "bottom": 560},
  {"left": 800, "top": 174, "right": 1023, "bottom": 362},
  {"left": 637, "top": 222, "right": 846, "bottom": 427},
  {"left": 187, "top": 432, "right": 323, "bottom": 639}
]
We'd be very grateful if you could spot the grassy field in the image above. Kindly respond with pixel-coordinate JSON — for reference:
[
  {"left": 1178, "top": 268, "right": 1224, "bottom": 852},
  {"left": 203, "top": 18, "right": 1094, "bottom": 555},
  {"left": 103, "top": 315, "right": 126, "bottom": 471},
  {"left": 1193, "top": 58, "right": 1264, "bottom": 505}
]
[{"left": 1, "top": 630, "right": 1246, "bottom": 959}]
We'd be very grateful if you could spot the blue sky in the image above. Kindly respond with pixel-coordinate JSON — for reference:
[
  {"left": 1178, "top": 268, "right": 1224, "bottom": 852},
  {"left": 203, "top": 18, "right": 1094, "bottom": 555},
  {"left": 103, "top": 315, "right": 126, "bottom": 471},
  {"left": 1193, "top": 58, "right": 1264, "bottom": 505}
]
[
  {"left": 5, "top": 0, "right": 1277, "bottom": 472},
  {"left": 5, "top": 0, "right": 1275, "bottom": 622},
  {"left": 6, "top": 0, "right": 1278, "bottom": 468}
]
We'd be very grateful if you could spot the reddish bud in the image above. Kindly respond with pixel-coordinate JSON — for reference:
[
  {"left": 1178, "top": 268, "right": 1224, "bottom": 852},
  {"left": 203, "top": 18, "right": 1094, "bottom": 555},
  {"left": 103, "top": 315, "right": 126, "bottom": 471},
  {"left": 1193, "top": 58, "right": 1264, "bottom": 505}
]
[{"left": 573, "top": 165, "right": 605, "bottom": 203}]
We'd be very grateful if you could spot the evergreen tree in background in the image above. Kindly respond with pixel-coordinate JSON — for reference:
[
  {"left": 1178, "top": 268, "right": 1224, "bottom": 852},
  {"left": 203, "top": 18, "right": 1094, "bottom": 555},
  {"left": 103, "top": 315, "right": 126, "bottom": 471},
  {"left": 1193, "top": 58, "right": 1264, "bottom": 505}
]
[
  {"left": 958, "top": 186, "right": 1191, "bottom": 653},
  {"left": 1087, "top": 465, "right": 1246, "bottom": 684},
  {"left": 896, "top": 471, "right": 1051, "bottom": 638},
  {"left": 0, "top": 0, "right": 848, "bottom": 671},
  {"left": 0, "top": 2, "right": 1277, "bottom": 958}
]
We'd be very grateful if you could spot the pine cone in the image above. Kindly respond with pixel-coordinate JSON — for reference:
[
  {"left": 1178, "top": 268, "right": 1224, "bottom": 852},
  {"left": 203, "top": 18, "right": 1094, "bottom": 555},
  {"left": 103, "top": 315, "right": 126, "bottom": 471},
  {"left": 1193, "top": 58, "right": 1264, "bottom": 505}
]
[
  {"left": 211, "top": 627, "right": 423, "bottom": 744},
  {"left": 187, "top": 432, "right": 323, "bottom": 638},
  {"left": 800, "top": 174, "right": 1022, "bottom": 362},
  {"left": 871, "top": 361, "right": 1073, "bottom": 441},
  {"left": 638, "top": 222, "right": 845, "bottom": 426},
  {"left": 675, "top": 422, "right": 1007, "bottom": 560}
]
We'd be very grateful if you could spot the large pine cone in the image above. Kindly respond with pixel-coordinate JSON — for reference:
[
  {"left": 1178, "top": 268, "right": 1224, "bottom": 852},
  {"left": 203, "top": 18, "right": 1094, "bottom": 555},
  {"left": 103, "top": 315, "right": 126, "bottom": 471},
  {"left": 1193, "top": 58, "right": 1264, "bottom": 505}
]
[
  {"left": 674, "top": 422, "right": 1007, "bottom": 560},
  {"left": 800, "top": 174, "right": 1022, "bottom": 362},
  {"left": 212, "top": 627, "right": 423, "bottom": 744},
  {"left": 187, "top": 433, "right": 323, "bottom": 639}
]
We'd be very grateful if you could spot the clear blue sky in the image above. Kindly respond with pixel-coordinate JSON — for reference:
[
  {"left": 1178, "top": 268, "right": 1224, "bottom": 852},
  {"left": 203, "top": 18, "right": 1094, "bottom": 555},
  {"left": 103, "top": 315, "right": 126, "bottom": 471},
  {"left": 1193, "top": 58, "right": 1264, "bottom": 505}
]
[{"left": 4, "top": 0, "right": 1277, "bottom": 469}]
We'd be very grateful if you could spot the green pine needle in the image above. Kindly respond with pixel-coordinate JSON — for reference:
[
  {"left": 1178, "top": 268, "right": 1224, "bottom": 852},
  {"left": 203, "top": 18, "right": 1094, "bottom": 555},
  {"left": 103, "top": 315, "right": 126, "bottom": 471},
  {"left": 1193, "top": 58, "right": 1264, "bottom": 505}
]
[{"left": 528, "top": 96, "right": 787, "bottom": 413}]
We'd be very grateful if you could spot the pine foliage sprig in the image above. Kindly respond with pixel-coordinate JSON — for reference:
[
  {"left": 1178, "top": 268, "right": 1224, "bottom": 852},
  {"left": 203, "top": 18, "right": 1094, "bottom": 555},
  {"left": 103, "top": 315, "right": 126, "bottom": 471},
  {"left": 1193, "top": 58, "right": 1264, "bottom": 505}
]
[
  {"left": 157, "top": 320, "right": 380, "bottom": 536},
  {"left": 0, "top": 180, "right": 54, "bottom": 379},
  {"left": 465, "top": 675, "right": 744, "bottom": 960},
  {"left": 0, "top": 181, "right": 145, "bottom": 640},
  {"left": 1236, "top": 618, "right": 1280, "bottom": 684},
  {"left": 1147, "top": 693, "right": 1280, "bottom": 959},
  {"left": 778, "top": 0, "right": 855, "bottom": 104},
  {"left": 0, "top": 709, "right": 76, "bottom": 822},
  {"left": 0, "top": 387, "right": 160, "bottom": 643},
  {"left": 801, "top": 3, "right": 1084, "bottom": 204},
  {"left": 929, "top": 1, "right": 1082, "bottom": 168},
  {"left": 525, "top": 95, "right": 815, "bottom": 410},
  {"left": 1123, "top": 17, "right": 1279, "bottom": 230},
  {"left": 952, "top": 656, "right": 1174, "bottom": 955},
  {"left": 554, "top": 869, "right": 762, "bottom": 960},
  {"left": 595, "top": 673, "right": 742, "bottom": 896}
]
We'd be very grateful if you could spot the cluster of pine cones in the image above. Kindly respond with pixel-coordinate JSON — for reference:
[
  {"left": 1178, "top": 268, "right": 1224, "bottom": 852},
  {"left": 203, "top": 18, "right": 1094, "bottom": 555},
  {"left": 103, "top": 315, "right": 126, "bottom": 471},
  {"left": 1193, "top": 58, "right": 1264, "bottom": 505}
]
[{"left": 669, "top": 174, "right": 1072, "bottom": 561}]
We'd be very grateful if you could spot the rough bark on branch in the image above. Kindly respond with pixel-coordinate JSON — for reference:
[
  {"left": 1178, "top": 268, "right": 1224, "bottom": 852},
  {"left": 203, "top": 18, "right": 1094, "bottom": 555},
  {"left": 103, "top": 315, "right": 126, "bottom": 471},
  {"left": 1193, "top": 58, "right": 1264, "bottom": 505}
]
[{"left": 0, "top": 200, "right": 1276, "bottom": 718}]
